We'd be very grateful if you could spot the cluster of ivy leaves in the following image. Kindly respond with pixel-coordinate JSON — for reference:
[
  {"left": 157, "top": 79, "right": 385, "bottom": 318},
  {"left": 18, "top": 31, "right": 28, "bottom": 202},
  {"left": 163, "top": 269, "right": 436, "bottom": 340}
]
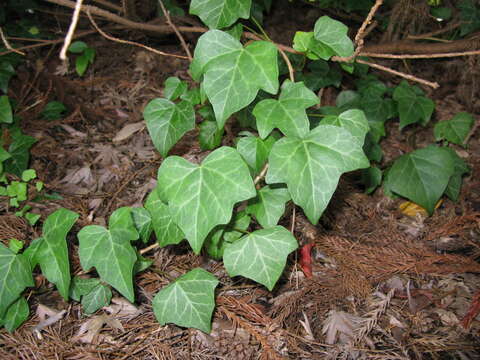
[{"left": 0, "top": 0, "right": 476, "bottom": 334}]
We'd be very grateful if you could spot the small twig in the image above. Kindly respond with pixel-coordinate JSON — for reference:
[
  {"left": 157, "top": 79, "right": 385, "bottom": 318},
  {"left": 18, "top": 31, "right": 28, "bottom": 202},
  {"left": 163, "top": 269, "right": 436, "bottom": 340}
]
[
  {"left": 157, "top": 0, "right": 192, "bottom": 61},
  {"left": 59, "top": 0, "right": 84, "bottom": 60},
  {"left": 254, "top": 163, "right": 269, "bottom": 186},
  {"left": 278, "top": 46, "right": 295, "bottom": 82},
  {"left": 290, "top": 206, "right": 296, "bottom": 233},
  {"left": 86, "top": 10, "right": 189, "bottom": 59},
  {"left": 332, "top": 0, "right": 383, "bottom": 62},
  {"left": 407, "top": 21, "right": 463, "bottom": 40},
  {"left": 356, "top": 58, "right": 439, "bottom": 89},
  {"left": 360, "top": 49, "right": 480, "bottom": 59},
  {"left": 91, "top": 0, "right": 122, "bottom": 12},
  {"left": 0, "top": 27, "right": 26, "bottom": 55},
  {"left": 139, "top": 242, "right": 159, "bottom": 255}
]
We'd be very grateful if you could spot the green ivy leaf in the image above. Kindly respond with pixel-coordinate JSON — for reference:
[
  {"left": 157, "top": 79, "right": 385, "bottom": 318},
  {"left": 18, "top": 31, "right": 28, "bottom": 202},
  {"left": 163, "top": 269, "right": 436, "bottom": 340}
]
[
  {"left": 69, "top": 276, "right": 101, "bottom": 301},
  {"left": 190, "top": 0, "right": 251, "bottom": 29},
  {"left": 1, "top": 296, "right": 29, "bottom": 333},
  {"left": 82, "top": 283, "right": 112, "bottom": 314},
  {"left": 444, "top": 148, "right": 470, "bottom": 201},
  {"left": 0, "top": 243, "right": 33, "bottom": 318},
  {"left": 320, "top": 109, "right": 369, "bottom": 145},
  {"left": 0, "top": 95, "right": 13, "bottom": 124},
  {"left": 37, "top": 208, "right": 79, "bottom": 300},
  {"left": 144, "top": 98, "right": 195, "bottom": 157},
  {"left": 393, "top": 81, "right": 435, "bottom": 129},
  {"left": 253, "top": 80, "right": 319, "bottom": 139},
  {"left": 41, "top": 101, "right": 67, "bottom": 120},
  {"left": 131, "top": 207, "right": 153, "bottom": 244},
  {"left": 384, "top": 146, "right": 455, "bottom": 215},
  {"left": 144, "top": 189, "right": 184, "bottom": 247},
  {"left": 157, "top": 147, "right": 256, "bottom": 254},
  {"left": 314, "top": 16, "right": 354, "bottom": 58},
  {"left": 361, "top": 166, "right": 382, "bottom": 194},
  {"left": 199, "top": 120, "right": 224, "bottom": 150},
  {"left": 236, "top": 132, "right": 276, "bottom": 175},
  {"left": 266, "top": 125, "right": 369, "bottom": 224},
  {"left": 434, "top": 112, "right": 474, "bottom": 146},
  {"left": 23, "top": 237, "right": 43, "bottom": 271},
  {"left": 0, "top": 62, "right": 15, "bottom": 93},
  {"left": 4, "top": 133, "right": 37, "bottom": 177},
  {"left": 78, "top": 207, "right": 139, "bottom": 302},
  {"left": 205, "top": 210, "right": 250, "bottom": 259},
  {"left": 293, "top": 31, "right": 335, "bottom": 60},
  {"left": 223, "top": 226, "right": 298, "bottom": 291},
  {"left": 246, "top": 185, "right": 290, "bottom": 228},
  {"left": 153, "top": 268, "right": 218, "bottom": 333},
  {"left": 8, "top": 239, "right": 23, "bottom": 254},
  {"left": 68, "top": 41, "right": 88, "bottom": 53},
  {"left": 163, "top": 77, "right": 188, "bottom": 101},
  {"left": 193, "top": 30, "right": 279, "bottom": 128}
]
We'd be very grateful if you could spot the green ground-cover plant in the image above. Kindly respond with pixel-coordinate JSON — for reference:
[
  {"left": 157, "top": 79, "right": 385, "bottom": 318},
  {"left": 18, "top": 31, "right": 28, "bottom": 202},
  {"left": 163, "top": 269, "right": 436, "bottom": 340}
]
[
  {"left": 0, "top": 0, "right": 476, "bottom": 334},
  {"left": 68, "top": 41, "right": 96, "bottom": 77}
]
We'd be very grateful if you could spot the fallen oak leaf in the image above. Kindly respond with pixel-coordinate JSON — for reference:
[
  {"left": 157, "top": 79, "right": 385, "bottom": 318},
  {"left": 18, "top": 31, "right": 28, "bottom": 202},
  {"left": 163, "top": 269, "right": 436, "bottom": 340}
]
[{"left": 73, "top": 314, "right": 123, "bottom": 344}]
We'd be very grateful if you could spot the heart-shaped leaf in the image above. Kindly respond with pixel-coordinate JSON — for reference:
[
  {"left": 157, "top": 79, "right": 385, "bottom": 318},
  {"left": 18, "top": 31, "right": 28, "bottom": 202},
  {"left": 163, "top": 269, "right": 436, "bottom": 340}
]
[
  {"left": 144, "top": 189, "right": 184, "bottom": 247},
  {"left": 223, "top": 226, "right": 298, "bottom": 291},
  {"left": 0, "top": 244, "right": 33, "bottom": 318},
  {"left": 144, "top": 98, "right": 195, "bottom": 157},
  {"left": 314, "top": 16, "right": 354, "bottom": 58},
  {"left": 193, "top": 30, "right": 279, "bottom": 127},
  {"left": 393, "top": 81, "right": 435, "bottom": 129},
  {"left": 434, "top": 112, "right": 474, "bottom": 146},
  {"left": 153, "top": 268, "right": 218, "bottom": 333},
  {"left": 82, "top": 283, "right": 112, "bottom": 314},
  {"left": 320, "top": 109, "right": 369, "bottom": 145},
  {"left": 266, "top": 125, "right": 369, "bottom": 224},
  {"left": 157, "top": 147, "right": 256, "bottom": 253},
  {"left": 78, "top": 207, "right": 139, "bottom": 302},
  {"left": 253, "top": 80, "right": 319, "bottom": 139},
  {"left": 0, "top": 296, "right": 29, "bottom": 333},
  {"left": 384, "top": 146, "right": 455, "bottom": 215},
  {"left": 246, "top": 185, "right": 290, "bottom": 228},
  {"left": 236, "top": 132, "right": 276, "bottom": 175},
  {"left": 190, "top": 0, "right": 251, "bottom": 29},
  {"left": 37, "top": 208, "right": 79, "bottom": 300},
  {"left": 163, "top": 77, "right": 188, "bottom": 101}
]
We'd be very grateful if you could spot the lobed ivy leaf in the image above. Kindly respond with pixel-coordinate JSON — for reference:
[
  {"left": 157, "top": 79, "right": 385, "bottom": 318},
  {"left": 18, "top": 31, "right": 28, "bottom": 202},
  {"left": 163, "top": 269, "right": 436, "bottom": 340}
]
[
  {"left": 81, "top": 283, "right": 112, "bottom": 314},
  {"left": 144, "top": 98, "right": 195, "bottom": 157},
  {"left": 253, "top": 80, "right": 319, "bottom": 139},
  {"left": 37, "top": 208, "right": 79, "bottom": 300},
  {"left": 246, "top": 185, "right": 290, "bottom": 228},
  {"left": 193, "top": 30, "right": 278, "bottom": 128},
  {"left": 384, "top": 146, "right": 455, "bottom": 215},
  {"left": 236, "top": 132, "right": 276, "bottom": 175},
  {"left": 190, "top": 0, "right": 251, "bottom": 29},
  {"left": 0, "top": 61, "right": 15, "bottom": 93},
  {"left": 320, "top": 109, "right": 369, "bottom": 145},
  {"left": 223, "top": 226, "right": 298, "bottom": 291},
  {"left": 205, "top": 211, "right": 251, "bottom": 259},
  {"left": 0, "top": 296, "right": 29, "bottom": 333},
  {"left": 78, "top": 207, "right": 139, "bottom": 302},
  {"left": 0, "top": 95, "right": 13, "bottom": 124},
  {"left": 444, "top": 148, "right": 470, "bottom": 202},
  {"left": 393, "top": 81, "right": 435, "bottom": 129},
  {"left": 4, "top": 133, "right": 37, "bottom": 177},
  {"left": 144, "top": 189, "right": 184, "bottom": 247},
  {"left": 131, "top": 207, "right": 153, "bottom": 244},
  {"left": 153, "top": 268, "right": 218, "bottom": 333},
  {"left": 434, "top": 112, "right": 474, "bottom": 146},
  {"left": 266, "top": 125, "right": 369, "bottom": 224},
  {"left": 157, "top": 147, "right": 256, "bottom": 253},
  {"left": 199, "top": 120, "right": 224, "bottom": 150},
  {"left": 0, "top": 243, "right": 34, "bottom": 318},
  {"left": 70, "top": 276, "right": 101, "bottom": 302},
  {"left": 313, "top": 16, "right": 354, "bottom": 58},
  {"left": 293, "top": 31, "right": 335, "bottom": 60},
  {"left": 361, "top": 166, "right": 382, "bottom": 194},
  {"left": 163, "top": 77, "right": 188, "bottom": 101}
]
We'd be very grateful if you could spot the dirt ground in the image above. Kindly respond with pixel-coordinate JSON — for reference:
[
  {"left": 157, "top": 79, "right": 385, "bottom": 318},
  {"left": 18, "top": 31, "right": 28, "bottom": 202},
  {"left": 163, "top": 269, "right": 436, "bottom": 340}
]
[{"left": 1, "top": 1, "right": 480, "bottom": 359}]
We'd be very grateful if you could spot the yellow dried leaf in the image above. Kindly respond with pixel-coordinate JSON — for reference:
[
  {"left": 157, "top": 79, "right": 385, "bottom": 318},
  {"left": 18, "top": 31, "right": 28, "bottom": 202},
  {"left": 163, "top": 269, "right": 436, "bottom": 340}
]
[{"left": 399, "top": 199, "right": 443, "bottom": 217}]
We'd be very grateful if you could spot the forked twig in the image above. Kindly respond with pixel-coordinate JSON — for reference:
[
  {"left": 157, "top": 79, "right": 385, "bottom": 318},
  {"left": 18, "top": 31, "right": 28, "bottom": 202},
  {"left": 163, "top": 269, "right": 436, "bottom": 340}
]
[{"left": 59, "top": 0, "right": 84, "bottom": 60}]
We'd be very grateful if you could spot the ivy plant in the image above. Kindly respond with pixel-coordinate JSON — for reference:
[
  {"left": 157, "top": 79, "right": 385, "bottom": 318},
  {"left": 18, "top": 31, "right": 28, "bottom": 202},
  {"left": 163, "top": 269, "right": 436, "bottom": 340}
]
[{"left": 0, "top": 2, "right": 474, "bottom": 335}]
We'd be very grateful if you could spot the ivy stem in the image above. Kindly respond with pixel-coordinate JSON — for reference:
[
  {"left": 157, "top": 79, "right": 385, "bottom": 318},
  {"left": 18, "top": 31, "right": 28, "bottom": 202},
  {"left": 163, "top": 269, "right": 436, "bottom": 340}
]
[
  {"left": 254, "top": 163, "right": 269, "bottom": 186},
  {"left": 139, "top": 242, "right": 159, "bottom": 255},
  {"left": 250, "top": 17, "right": 271, "bottom": 42},
  {"left": 232, "top": 228, "right": 250, "bottom": 235}
]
